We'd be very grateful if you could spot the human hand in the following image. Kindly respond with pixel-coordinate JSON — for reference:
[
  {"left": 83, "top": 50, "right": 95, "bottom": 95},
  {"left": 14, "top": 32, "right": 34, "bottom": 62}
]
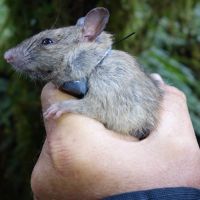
[{"left": 31, "top": 76, "right": 200, "bottom": 200}]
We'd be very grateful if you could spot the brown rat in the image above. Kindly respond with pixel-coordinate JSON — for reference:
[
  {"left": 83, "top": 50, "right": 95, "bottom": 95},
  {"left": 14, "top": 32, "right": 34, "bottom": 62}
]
[{"left": 4, "top": 7, "right": 163, "bottom": 139}]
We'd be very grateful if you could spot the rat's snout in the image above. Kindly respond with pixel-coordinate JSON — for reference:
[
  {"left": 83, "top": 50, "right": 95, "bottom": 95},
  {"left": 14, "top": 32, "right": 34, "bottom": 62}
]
[
  {"left": 4, "top": 47, "right": 27, "bottom": 70},
  {"left": 4, "top": 44, "right": 36, "bottom": 73},
  {"left": 4, "top": 49, "right": 15, "bottom": 63}
]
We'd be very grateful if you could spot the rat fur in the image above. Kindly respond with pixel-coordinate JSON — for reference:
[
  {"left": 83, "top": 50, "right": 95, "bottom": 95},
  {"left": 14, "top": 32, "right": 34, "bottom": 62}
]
[{"left": 4, "top": 7, "right": 163, "bottom": 139}]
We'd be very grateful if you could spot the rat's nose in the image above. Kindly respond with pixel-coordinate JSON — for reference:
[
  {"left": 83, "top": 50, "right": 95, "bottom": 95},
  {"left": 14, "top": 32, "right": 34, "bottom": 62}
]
[{"left": 4, "top": 50, "right": 15, "bottom": 63}]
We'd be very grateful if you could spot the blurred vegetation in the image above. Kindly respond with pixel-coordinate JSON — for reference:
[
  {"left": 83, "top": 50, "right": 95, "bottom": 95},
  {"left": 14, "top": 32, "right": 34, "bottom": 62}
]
[{"left": 0, "top": 0, "right": 199, "bottom": 199}]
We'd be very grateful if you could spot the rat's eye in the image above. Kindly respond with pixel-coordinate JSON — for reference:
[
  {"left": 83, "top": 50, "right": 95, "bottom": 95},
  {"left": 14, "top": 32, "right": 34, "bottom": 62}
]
[{"left": 41, "top": 38, "right": 53, "bottom": 45}]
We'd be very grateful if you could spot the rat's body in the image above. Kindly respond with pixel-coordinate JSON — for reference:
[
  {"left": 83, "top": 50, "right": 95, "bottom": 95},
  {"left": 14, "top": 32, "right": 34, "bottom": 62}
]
[{"left": 4, "top": 8, "right": 162, "bottom": 139}]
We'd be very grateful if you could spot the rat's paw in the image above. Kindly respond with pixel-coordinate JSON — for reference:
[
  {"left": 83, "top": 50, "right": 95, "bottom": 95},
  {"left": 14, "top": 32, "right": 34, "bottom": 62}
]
[{"left": 43, "top": 102, "right": 70, "bottom": 120}]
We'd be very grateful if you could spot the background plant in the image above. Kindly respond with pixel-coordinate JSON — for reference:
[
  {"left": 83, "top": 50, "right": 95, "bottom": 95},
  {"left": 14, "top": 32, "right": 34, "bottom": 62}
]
[{"left": 0, "top": 0, "right": 199, "bottom": 199}]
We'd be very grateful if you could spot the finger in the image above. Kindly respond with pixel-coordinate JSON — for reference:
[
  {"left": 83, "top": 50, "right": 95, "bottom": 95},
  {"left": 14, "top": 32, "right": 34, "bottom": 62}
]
[
  {"left": 148, "top": 74, "right": 190, "bottom": 139},
  {"left": 41, "top": 82, "right": 75, "bottom": 111},
  {"left": 41, "top": 82, "right": 78, "bottom": 132},
  {"left": 149, "top": 84, "right": 198, "bottom": 147}
]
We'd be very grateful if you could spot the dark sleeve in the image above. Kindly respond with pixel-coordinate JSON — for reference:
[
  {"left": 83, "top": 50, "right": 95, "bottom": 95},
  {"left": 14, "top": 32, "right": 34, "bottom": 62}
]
[{"left": 103, "top": 187, "right": 200, "bottom": 200}]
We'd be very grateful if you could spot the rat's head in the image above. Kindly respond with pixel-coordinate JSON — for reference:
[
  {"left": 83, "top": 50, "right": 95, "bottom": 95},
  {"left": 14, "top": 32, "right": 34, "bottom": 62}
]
[
  {"left": 4, "top": 7, "right": 110, "bottom": 81},
  {"left": 4, "top": 28, "right": 82, "bottom": 80}
]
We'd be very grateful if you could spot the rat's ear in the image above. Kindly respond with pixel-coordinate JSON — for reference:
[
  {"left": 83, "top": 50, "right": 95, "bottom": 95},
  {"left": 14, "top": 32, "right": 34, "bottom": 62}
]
[
  {"left": 76, "top": 17, "right": 85, "bottom": 27},
  {"left": 82, "top": 7, "right": 109, "bottom": 41}
]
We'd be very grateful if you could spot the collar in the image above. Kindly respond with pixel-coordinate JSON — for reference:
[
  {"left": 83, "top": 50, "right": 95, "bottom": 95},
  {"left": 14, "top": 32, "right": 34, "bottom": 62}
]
[
  {"left": 59, "top": 47, "right": 112, "bottom": 98},
  {"left": 59, "top": 78, "right": 88, "bottom": 99}
]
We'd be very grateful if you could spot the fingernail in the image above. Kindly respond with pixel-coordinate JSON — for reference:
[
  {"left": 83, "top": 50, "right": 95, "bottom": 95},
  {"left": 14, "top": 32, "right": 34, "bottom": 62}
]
[{"left": 150, "top": 73, "right": 164, "bottom": 85}]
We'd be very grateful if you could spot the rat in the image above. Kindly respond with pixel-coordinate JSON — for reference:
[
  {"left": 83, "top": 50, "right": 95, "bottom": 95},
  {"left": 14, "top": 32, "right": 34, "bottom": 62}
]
[{"left": 4, "top": 7, "right": 163, "bottom": 139}]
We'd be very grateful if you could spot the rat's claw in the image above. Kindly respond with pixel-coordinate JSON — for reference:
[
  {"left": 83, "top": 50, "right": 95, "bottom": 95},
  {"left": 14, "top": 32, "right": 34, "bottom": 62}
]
[
  {"left": 43, "top": 102, "right": 69, "bottom": 120},
  {"left": 43, "top": 109, "right": 56, "bottom": 119}
]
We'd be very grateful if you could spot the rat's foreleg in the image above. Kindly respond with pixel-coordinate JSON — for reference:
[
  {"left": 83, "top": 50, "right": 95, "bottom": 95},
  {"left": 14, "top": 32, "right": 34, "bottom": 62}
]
[{"left": 43, "top": 99, "right": 86, "bottom": 119}]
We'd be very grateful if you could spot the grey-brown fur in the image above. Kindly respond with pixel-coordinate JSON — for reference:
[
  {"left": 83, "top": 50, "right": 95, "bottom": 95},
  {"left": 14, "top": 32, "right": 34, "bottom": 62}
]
[{"left": 4, "top": 7, "right": 163, "bottom": 139}]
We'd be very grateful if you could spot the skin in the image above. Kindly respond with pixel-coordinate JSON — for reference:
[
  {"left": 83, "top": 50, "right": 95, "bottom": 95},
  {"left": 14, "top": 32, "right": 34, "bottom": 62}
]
[{"left": 31, "top": 75, "right": 200, "bottom": 200}]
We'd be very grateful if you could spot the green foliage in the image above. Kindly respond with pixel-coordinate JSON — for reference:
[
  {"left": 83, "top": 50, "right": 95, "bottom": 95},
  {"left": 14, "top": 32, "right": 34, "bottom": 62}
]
[
  {"left": 137, "top": 2, "right": 200, "bottom": 136},
  {"left": 0, "top": 0, "right": 199, "bottom": 199}
]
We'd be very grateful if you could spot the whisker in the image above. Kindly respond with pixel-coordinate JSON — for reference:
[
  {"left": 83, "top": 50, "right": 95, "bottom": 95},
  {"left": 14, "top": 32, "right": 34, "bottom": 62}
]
[
  {"left": 26, "top": 38, "right": 37, "bottom": 52},
  {"left": 50, "top": 0, "right": 62, "bottom": 29}
]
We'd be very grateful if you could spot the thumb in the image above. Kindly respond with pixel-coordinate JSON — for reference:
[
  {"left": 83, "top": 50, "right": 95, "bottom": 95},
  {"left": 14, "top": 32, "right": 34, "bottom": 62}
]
[
  {"left": 41, "top": 82, "right": 75, "bottom": 112},
  {"left": 41, "top": 82, "right": 76, "bottom": 134}
]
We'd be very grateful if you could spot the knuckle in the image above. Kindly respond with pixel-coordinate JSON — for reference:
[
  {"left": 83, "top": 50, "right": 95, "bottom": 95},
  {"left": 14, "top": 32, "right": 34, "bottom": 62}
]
[
  {"left": 165, "top": 85, "right": 187, "bottom": 101},
  {"left": 176, "top": 89, "right": 186, "bottom": 100}
]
